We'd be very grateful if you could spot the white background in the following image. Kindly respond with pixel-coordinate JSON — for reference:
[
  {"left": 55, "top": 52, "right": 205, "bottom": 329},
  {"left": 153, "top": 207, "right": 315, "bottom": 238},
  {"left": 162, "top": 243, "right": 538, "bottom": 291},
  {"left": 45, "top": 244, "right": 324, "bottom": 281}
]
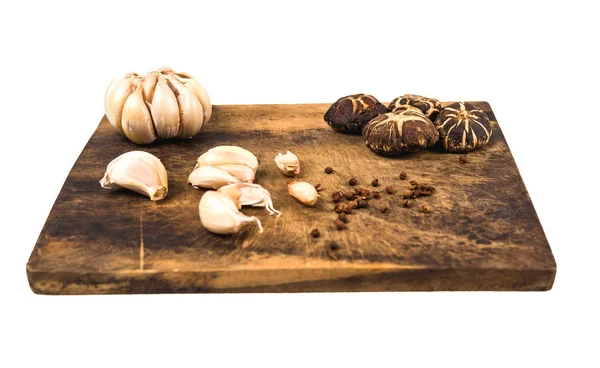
[{"left": 1, "top": 0, "right": 598, "bottom": 367}]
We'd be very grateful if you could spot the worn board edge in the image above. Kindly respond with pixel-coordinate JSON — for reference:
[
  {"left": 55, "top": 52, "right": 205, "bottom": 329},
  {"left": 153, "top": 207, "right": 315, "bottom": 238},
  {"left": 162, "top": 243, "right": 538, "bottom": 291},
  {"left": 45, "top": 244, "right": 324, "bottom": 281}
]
[
  {"left": 26, "top": 102, "right": 556, "bottom": 294},
  {"left": 27, "top": 266, "right": 555, "bottom": 294}
]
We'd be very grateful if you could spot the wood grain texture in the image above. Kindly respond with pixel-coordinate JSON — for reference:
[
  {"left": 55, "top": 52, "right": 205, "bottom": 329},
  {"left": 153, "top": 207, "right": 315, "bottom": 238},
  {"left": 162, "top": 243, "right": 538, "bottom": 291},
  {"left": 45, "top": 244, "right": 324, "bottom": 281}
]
[{"left": 26, "top": 102, "right": 556, "bottom": 294}]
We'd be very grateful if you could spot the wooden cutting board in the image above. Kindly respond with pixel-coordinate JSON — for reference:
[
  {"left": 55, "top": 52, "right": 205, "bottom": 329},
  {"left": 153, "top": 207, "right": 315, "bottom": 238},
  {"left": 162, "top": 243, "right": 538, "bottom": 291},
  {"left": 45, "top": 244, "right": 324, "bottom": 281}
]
[{"left": 26, "top": 102, "right": 556, "bottom": 294}]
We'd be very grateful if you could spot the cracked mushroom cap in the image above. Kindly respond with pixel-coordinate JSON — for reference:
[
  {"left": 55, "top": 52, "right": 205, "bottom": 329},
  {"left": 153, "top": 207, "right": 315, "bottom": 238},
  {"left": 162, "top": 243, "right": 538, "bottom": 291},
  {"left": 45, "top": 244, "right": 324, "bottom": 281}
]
[
  {"left": 362, "top": 110, "right": 439, "bottom": 155},
  {"left": 324, "top": 94, "right": 387, "bottom": 134},
  {"left": 388, "top": 94, "right": 443, "bottom": 121},
  {"left": 434, "top": 102, "right": 492, "bottom": 153}
]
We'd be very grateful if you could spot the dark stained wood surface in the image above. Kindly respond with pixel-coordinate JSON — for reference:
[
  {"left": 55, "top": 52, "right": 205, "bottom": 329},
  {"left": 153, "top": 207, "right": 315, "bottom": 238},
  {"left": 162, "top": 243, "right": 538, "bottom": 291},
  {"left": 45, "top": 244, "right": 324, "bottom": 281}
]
[{"left": 26, "top": 102, "right": 556, "bottom": 294}]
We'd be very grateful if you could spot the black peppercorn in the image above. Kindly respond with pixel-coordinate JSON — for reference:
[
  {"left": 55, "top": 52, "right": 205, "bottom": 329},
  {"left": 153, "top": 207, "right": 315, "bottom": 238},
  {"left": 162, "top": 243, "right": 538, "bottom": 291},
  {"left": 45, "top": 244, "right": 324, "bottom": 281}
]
[
  {"left": 325, "top": 167, "right": 335, "bottom": 174},
  {"left": 459, "top": 156, "right": 468, "bottom": 164},
  {"left": 371, "top": 179, "right": 379, "bottom": 187},
  {"left": 334, "top": 219, "right": 346, "bottom": 230},
  {"left": 310, "top": 229, "right": 320, "bottom": 238},
  {"left": 338, "top": 214, "right": 349, "bottom": 223},
  {"left": 349, "top": 178, "right": 358, "bottom": 186},
  {"left": 399, "top": 172, "right": 407, "bottom": 180},
  {"left": 385, "top": 186, "right": 397, "bottom": 195}
]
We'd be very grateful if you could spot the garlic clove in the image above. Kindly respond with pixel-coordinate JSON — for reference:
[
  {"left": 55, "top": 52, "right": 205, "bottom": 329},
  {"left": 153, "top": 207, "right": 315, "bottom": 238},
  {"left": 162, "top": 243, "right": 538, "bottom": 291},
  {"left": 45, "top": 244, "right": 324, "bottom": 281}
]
[
  {"left": 197, "top": 146, "right": 259, "bottom": 172},
  {"left": 148, "top": 74, "right": 180, "bottom": 139},
  {"left": 288, "top": 181, "right": 318, "bottom": 206},
  {"left": 274, "top": 150, "right": 300, "bottom": 176},
  {"left": 173, "top": 72, "right": 212, "bottom": 124},
  {"left": 141, "top": 72, "right": 158, "bottom": 103},
  {"left": 188, "top": 166, "right": 240, "bottom": 190},
  {"left": 163, "top": 73, "right": 204, "bottom": 139},
  {"left": 120, "top": 84, "right": 158, "bottom": 145},
  {"left": 100, "top": 151, "right": 168, "bottom": 201},
  {"left": 210, "top": 164, "right": 256, "bottom": 183},
  {"left": 199, "top": 191, "right": 263, "bottom": 235},
  {"left": 104, "top": 75, "right": 138, "bottom": 134},
  {"left": 218, "top": 183, "right": 281, "bottom": 216}
]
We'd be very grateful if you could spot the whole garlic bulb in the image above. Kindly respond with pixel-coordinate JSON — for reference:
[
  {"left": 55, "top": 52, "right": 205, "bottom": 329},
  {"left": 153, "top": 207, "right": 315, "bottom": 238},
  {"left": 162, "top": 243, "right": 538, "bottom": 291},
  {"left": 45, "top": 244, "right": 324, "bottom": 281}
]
[{"left": 104, "top": 66, "right": 211, "bottom": 144}]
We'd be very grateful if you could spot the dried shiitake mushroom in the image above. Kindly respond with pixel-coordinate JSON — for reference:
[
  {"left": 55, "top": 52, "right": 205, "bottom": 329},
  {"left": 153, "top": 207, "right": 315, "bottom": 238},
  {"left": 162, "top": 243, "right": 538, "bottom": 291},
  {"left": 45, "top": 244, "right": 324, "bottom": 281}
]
[
  {"left": 434, "top": 102, "right": 492, "bottom": 153},
  {"left": 324, "top": 94, "right": 387, "bottom": 134},
  {"left": 362, "top": 110, "right": 439, "bottom": 155},
  {"left": 387, "top": 94, "right": 443, "bottom": 121}
]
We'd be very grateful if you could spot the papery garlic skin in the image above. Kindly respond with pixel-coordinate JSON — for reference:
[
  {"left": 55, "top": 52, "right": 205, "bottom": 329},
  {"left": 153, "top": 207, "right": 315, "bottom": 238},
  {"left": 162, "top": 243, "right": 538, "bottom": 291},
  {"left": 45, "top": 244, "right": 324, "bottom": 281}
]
[
  {"left": 288, "top": 181, "right": 318, "bottom": 206},
  {"left": 188, "top": 166, "right": 240, "bottom": 190},
  {"left": 199, "top": 191, "right": 263, "bottom": 235},
  {"left": 148, "top": 74, "right": 180, "bottom": 139},
  {"left": 274, "top": 151, "right": 300, "bottom": 176},
  {"left": 218, "top": 183, "right": 280, "bottom": 216},
  {"left": 121, "top": 85, "right": 157, "bottom": 144},
  {"left": 104, "top": 67, "right": 211, "bottom": 144},
  {"left": 100, "top": 151, "right": 168, "bottom": 201},
  {"left": 162, "top": 68, "right": 212, "bottom": 124},
  {"left": 104, "top": 74, "right": 139, "bottom": 134},
  {"left": 163, "top": 73, "right": 204, "bottom": 139}
]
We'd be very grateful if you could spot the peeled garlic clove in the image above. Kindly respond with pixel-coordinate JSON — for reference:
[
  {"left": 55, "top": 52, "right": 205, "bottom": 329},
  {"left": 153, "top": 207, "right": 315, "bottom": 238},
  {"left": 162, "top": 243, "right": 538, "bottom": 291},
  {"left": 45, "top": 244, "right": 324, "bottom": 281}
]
[
  {"left": 104, "top": 75, "right": 137, "bottom": 134},
  {"left": 100, "top": 151, "right": 168, "bottom": 201},
  {"left": 188, "top": 166, "right": 240, "bottom": 190},
  {"left": 197, "top": 146, "right": 259, "bottom": 172},
  {"left": 218, "top": 183, "right": 280, "bottom": 216},
  {"left": 211, "top": 164, "right": 256, "bottom": 183},
  {"left": 199, "top": 191, "right": 263, "bottom": 235},
  {"left": 288, "top": 181, "right": 318, "bottom": 206},
  {"left": 172, "top": 71, "right": 212, "bottom": 124},
  {"left": 141, "top": 72, "right": 158, "bottom": 103},
  {"left": 164, "top": 73, "right": 204, "bottom": 139},
  {"left": 274, "top": 151, "right": 300, "bottom": 176},
  {"left": 121, "top": 84, "right": 158, "bottom": 145},
  {"left": 148, "top": 74, "right": 180, "bottom": 139}
]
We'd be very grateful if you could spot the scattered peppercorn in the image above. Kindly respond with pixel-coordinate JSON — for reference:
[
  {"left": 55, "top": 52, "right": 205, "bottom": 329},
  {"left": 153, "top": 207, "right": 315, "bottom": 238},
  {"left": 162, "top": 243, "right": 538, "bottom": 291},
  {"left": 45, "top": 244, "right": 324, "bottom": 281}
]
[
  {"left": 380, "top": 204, "right": 390, "bottom": 213},
  {"left": 421, "top": 205, "right": 430, "bottom": 213},
  {"left": 409, "top": 180, "right": 418, "bottom": 187},
  {"left": 459, "top": 156, "right": 468, "bottom": 164},
  {"left": 342, "top": 205, "right": 353, "bottom": 214},
  {"left": 373, "top": 191, "right": 381, "bottom": 199},
  {"left": 338, "top": 213, "right": 349, "bottom": 223},
  {"left": 310, "top": 229, "right": 320, "bottom": 238},
  {"left": 349, "top": 177, "right": 358, "bottom": 186},
  {"left": 332, "top": 191, "right": 342, "bottom": 203},
  {"left": 385, "top": 186, "right": 397, "bottom": 194},
  {"left": 344, "top": 191, "right": 354, "bottom": 200},
  {"left": 314, "top": 183, "right": 323, "bottom": 192},
  {"left": 356, "top": 199, "right": 368, "bottom": 208},
  {"left": 399, "top": 172, "right": 407, "bottom": 180},
  {"left": 371, "top": 179, "right": 379, "bottom": 187},
  {"left": 333, "top": 204, "right": 343, "bottom": 213},
  {"left": 402, "top": 199, "right": 412, "bottom": 208},
  {"left": 327, "top": 242, "right": 340, "bottom": 260},
  {"left": 334, "top": 219, "right": 346, "bottom": 230},
  {"left": 402, "top": 189, "right": 413, "bottom": 199},
  {"left": 325, "top": 167, "right": 334, "bottom": 174}
]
